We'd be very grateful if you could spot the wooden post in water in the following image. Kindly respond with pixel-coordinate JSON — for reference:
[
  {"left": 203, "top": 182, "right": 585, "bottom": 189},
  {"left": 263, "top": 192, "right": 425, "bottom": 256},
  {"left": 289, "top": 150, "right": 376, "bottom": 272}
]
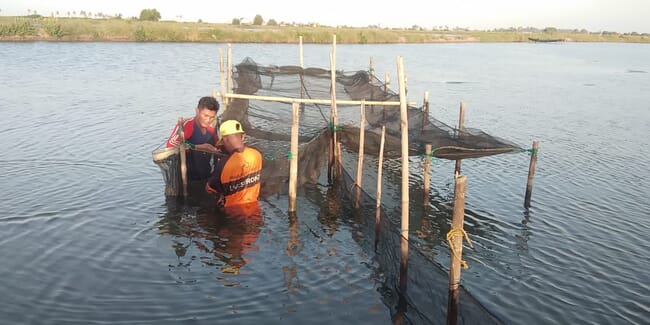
[
  {"left": 375, "top": 126, "right": 386, "bottom": 247},
  {"left": 454, "top": 101, "right": 466, "bottom": 175},
  {"left": 219, "top": 48, "right": 226, "bottom": 108},
  {"left": 369, "top": 57, "right": 375, "bottom": 84},
  {"left": 288, "top": 103, "right": 300, "bottom": 212},
  {"left": 329, "top": 35, "right": 340, "bottom": 182},
  {"left": 397, "top": 56, "right": 410, "bottom": 291},
  {"left": 227, "top": 44, "right": 233, "bottom": 108},
  {"left": 524, "top": 140, "right": 540, "bottom": 208},
  {"left": 299, "top": 36, "right": 305, "bottom": 110},
  {"left": 424, "top": 144, "right": 432, "bottom": 206},
  {"left": 355, "top": 100, "right": 366, "bottom": 208},
  {"left": 422, "top": 91, "right": 429, "bottom": 129},
  {"left": 177, "top": 118, "right": 188, "bottom": 197},
  {"left": 447, "top": 174, "right": 467, "bottom": 325},
  {"left": 449, "top": 175, "right": 467, "bottom": 290}
]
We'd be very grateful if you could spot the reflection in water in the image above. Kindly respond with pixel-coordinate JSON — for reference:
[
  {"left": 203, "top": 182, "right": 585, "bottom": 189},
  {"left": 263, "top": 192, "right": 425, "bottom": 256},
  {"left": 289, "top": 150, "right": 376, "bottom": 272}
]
[{"left": 158, "top": 194, "right": 264, "bottom": 277}]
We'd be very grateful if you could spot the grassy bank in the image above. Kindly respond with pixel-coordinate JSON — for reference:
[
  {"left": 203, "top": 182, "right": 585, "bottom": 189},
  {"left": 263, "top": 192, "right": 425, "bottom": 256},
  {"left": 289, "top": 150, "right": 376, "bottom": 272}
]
[{"left": 1, "top": 16, "right": 649, "bottom": 43}]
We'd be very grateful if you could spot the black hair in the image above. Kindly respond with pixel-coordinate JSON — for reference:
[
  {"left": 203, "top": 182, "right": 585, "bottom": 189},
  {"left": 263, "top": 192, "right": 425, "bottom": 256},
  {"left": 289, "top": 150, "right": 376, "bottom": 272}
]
[{"left": 197, "top": 96, "right": 219, "bottom": 112}]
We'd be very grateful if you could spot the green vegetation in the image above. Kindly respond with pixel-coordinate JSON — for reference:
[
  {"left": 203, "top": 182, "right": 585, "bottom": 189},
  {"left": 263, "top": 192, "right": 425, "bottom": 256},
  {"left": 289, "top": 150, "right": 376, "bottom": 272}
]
[
  {"left": 139, "top": 9, "right": 161, "bottom": 22},
  {"left": 0, "top": 16, "right": 648, "bottom": 43}
]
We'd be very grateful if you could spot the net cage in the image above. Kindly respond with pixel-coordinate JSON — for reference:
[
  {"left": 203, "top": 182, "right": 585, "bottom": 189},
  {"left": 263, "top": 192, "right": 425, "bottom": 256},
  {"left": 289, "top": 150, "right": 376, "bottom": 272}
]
[{"left": 153, "top": 58, "right": 522, "bottom": 197}]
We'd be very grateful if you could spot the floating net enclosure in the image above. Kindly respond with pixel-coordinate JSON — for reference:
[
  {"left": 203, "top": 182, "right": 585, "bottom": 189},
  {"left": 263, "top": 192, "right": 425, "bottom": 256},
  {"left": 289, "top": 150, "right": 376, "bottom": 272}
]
[{"left": 153, "top": 58, "right": 521, "bottom": 197}]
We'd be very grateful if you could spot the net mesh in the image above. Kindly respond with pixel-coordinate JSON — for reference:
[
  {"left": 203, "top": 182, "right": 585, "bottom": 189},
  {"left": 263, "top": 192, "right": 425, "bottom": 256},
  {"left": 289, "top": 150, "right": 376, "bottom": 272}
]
[{"left": 154, "top": 57, "right": 521, "bottom": 197}]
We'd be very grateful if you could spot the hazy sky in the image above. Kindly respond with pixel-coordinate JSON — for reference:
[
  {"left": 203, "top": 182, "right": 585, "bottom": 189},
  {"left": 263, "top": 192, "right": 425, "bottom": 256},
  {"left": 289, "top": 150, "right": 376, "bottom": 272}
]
[{"left": 2, "top": 0, "right": 649, "bottom": 33}]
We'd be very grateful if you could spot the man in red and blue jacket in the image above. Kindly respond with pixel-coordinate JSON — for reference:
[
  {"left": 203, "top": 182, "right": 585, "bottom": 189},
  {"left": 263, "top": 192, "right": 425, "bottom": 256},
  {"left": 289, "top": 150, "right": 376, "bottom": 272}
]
[{"left": 166, "top": 96, "right": 220, "bottom": 181}]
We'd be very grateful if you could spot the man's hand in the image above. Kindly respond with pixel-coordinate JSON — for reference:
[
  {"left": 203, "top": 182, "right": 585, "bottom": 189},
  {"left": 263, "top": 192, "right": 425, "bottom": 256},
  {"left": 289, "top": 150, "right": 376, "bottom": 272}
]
[
  {"left": 195, "top": 143, "right": 219, "bottom": 153},
  {"left": 205, "top": 182, "right": 218, "bottom": 194}
]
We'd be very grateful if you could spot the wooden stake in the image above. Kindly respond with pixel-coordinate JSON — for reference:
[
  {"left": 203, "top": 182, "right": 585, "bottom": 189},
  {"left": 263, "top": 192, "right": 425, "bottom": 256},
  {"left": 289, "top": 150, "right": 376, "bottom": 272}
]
[
  {"left": 449, "top": 175, "right": 467, "bottom": 291},
  {"left": 355, "top": 100, "right": 366, "bottom": 208},
  {"left": 227, "top": 43, "right": 233, "bottom": 108},
  {"left": 424, "top": 144, "right": 432, "bottom": 206},
  {"left": 288, "top": 103, "right": 300, "bottom": 212},
  {"left": 454, "top": 101, "right": 466, "bottom": 175},
  {"left": 524, "top": 140, "right": 540, "bottom": 208},
  {"left": 219, "top": 48, "right": 226, "bottom": 107},
  {"left": 375, "top": 125, "right": 386, "bottom": 247},
  {"left": 422, "top": 91, "right": 429, "bottom": 129},
  {"left": 397, "top": 56, "right": 410, "bottom": 243},
  {"left": 384, "top": 72, "right": 390, "bottom": 92},
  {"left": 299, "top": 36, "right": 305, "bottom": 110},
  {"left": 220, "top": 92, "right": 409, "bottom": 106},
  {"left": 177, "top": 118, "right": 188, "bottom": 197},
  {"left": 369, "top": 56, "right": 375, "bottom": 85},
  {"left": 329, "top": 35, "right": 339, "bottom": 181}
]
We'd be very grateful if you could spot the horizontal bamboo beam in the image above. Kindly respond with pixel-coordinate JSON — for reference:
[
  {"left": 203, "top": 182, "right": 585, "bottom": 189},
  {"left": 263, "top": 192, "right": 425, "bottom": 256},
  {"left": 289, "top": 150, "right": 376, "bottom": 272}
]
[{"left": 215, "top": 91, "right": 415, "bottom": 106}]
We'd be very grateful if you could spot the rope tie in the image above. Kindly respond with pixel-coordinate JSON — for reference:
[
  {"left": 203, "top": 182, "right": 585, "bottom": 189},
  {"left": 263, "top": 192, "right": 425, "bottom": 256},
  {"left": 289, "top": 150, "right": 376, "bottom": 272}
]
[
  {"left": 183, "top": 141, "right": 195, "bottom": 150},
  {"left": 329, "top": 122, "right": 341, "bottom": 132},
  {"left": 263, "top": 155, "right": 275, "bottom": 161},
  {"left": 446, "top": 227, "right": 474, "bottom": 269},
  {"left": 286, "top": 152, "right": 294, "bottom": 160},
  {"left": 419, "top": 148, "right": 439, "bottom": 164}
]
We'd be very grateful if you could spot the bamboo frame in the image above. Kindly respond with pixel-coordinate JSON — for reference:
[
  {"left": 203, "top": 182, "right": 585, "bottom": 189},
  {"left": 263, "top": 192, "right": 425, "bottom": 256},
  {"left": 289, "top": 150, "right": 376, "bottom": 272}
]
[
  {"left": 424, "top": 144, "right": 432, "bottom": 206},
  {"left": 219, "top": 48, "right": 226, "bottom": 107},
  {"left": 216, "top": 92, "right": 409, "bottom": 106},
  {"left": 288, "top": 103, "right": 299, "bottom": 212},
  {"left": 397, "top": 57, "right": 410, "bottom": 293},
  {"left": 375, "top": 125, "right": 386, "bottom": 246},
  {"left": 330, "top": 35, "right": 340, "bottom": 180},
  {"left": 454, "top": 101, "right": 466, "bottom": 175},
  {"left": 355, "top": 100, "right": 366, "bottom": 208},
  {"left": 177, "top": 117, "right": 188, "bottom": 196},
  {"left": 227, "top": 44, "right": 233, "bottom": 107}
]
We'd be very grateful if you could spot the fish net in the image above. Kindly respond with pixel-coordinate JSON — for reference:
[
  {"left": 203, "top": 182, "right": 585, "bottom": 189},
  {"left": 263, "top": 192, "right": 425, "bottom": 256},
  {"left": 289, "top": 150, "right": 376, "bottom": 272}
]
[{"left": 154, "top": 57, "right": 521, "bottom": 197}]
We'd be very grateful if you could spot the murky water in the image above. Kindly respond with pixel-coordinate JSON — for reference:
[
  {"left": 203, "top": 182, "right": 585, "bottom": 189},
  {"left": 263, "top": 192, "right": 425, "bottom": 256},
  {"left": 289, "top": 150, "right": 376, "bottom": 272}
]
[{"left": 1, "top": 42, "right": 648, "bottom": 324}]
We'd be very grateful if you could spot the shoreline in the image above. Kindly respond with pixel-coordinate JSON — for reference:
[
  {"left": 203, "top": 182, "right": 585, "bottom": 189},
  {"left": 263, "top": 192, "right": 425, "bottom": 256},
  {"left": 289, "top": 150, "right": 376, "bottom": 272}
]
[{"left": 2, "top": 16, "right": 649, "bottom": 44}]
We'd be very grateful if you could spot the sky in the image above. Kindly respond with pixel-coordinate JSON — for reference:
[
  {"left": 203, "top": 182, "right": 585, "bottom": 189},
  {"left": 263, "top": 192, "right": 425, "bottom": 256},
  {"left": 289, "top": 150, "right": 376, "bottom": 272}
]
[{"left": 1, "top": 0, "right": 649, "bottom": 33}]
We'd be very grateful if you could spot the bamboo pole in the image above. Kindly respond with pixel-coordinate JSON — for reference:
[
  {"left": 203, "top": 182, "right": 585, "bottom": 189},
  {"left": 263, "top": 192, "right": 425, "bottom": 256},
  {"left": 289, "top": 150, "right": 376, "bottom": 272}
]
[
  {"left": 330, "top": 35, "right": 340, "bottom": 181},
  {"left": 355, "top": 100, "right": 366, "bottom": 208},
  {"left": 375, "top": 125, "right": 386, "bottom": 246},
  {"left": 369, "top": 57, "right": 375, "bottom": 85},
  {"left": 227, "top": 43, "right": 233, "bottom": 108},
  {"left": 299, "top": 36, "right": 305, "bottom": 110},
  {"left": 177, "top": 118, "right": 188, "bottom": 197},
  {"left": 424, "top": 144, "right": 432, "bottom": 206},
  {"left": 449, "top": 175, "right": 467, "bottom": 291},
  {"left": 422, "top": 91, "right": 429, "bottom": 129},
  {"left": 216, "top": 92, "right": 410, "bottom": 106},
  {"left": 288, "top": 103, "right": 300, "bottom": 212},
  {"left": 384, "top": 72, "right": 390, "bottom": 92},
  {"left": 219, "top": 48, "right": 226, "bottom": 107},
  {"left": 454, "top": 101, "right": 466, "bottom": 175},
  {"left": 397, "top": 57, "right": 410, "bottom": 292},
  {"left": 524, "top": 140, "right": 540, "bottom": 208}
]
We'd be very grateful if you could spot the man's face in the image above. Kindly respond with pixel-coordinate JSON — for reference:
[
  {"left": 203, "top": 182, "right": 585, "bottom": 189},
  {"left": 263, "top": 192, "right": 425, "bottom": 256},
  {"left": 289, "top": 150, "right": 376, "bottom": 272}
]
[
  {"left": 195, "top": 108, "right": 217, "bottom": 129},
  {"left": 222, "top": 133, "right": 243, "bottom": 152}
]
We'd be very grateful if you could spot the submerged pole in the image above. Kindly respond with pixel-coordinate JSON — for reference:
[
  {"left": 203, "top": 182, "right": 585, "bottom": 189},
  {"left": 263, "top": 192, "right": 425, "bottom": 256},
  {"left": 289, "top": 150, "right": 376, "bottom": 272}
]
[
  {"left": 454, "top": 101, "right": 466, "bottom": 175},
  {"left": 355, "top": 100, "right": 366, "bottom": 208},
  {"left": 288, "top": 103, "right": 300, "bottom": 212},
  {"left": 397, "top": 56, "right": 410, "bottom": 292},
  {"left": 524, "top": 140, "right": 540, "bottom": 208},
  {"left": 375, "top": 125, "right": 386, "bottom": 247},
  {"left": 177, "top": 118, "right": 188, "bottom": 197},
  {"left": 447, "top": 174, "right": 467, "bottom": 325}
]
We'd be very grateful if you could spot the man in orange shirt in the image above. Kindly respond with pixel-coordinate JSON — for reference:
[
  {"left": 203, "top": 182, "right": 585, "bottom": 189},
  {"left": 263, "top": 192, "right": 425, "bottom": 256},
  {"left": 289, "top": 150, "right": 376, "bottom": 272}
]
[{"left": 206, "top": 120, "right": 262, "bottom": 210}]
